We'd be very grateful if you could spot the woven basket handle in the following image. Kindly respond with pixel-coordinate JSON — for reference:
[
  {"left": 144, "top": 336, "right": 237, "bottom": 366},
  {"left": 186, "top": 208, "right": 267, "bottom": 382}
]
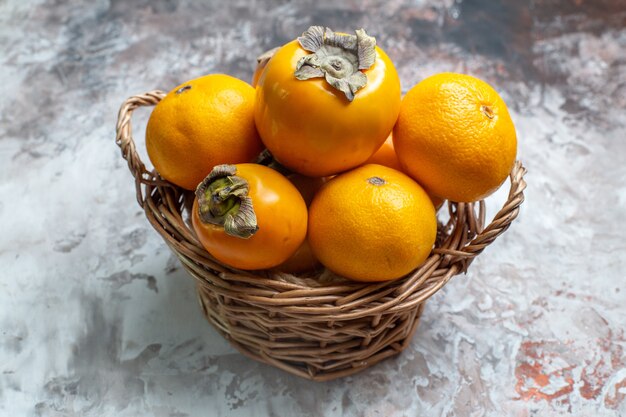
[
  {"left": 115, "top": 90, "right": 169, "bottom": 207},
  {"left": 433, "top": 160, "right": 527, "bottom": 271},
  {"left": 467, "top": 161, "right": 526, "bottom": 252}
]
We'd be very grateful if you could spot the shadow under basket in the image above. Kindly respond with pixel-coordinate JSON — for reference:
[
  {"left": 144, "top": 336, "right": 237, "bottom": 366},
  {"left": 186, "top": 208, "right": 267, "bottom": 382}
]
[{"left": 115, "top": 91, "right": 527, "bottom": 382}]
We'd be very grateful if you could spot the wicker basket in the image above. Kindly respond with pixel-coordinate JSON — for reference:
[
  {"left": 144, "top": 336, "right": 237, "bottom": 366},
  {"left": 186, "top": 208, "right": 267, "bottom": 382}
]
[{"left": 115, "top": 90, "right": 526, "bottom": 381}]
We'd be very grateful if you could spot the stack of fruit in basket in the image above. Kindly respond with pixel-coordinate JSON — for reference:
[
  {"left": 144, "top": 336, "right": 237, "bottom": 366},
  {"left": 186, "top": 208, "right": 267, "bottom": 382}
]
[{"left": 145, "top": 26, "right": 517, "bottom": 282}]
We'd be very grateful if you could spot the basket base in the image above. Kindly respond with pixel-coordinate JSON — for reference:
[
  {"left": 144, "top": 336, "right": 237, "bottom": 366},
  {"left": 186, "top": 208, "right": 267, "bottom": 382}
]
[{"left": 196, "top": 283, "right": 425, "bottom": 381}]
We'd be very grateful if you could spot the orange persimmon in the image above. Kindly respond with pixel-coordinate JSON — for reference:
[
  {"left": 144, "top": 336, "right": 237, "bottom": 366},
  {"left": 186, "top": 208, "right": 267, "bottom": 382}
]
[
  {"left": 275, "top": 174, "right": 327, "bottom": 274},
  {"left": 191, "top": 164, "right": 307, "bottom": 270},
  {"left": 365, "top": 135, "right": 402, "bottom": 171},
  {"left": 254, "top": 26, "right": 401, "bottom": 177},
  {"left": 251, "top": 47, "right": 279, "bottom": 87}
]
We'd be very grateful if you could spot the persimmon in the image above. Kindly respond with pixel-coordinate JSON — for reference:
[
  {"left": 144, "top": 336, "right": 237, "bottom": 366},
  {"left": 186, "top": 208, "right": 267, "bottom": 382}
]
[
  {"left": 251, "top": 47, "right": 279, "bottom": 87},
  {"left": 254, "top": 26, "right": 401, "bottom": 177},
  {"left": 275, "top": 174, "right": 327, "bottom": 274},
  {"left": 365, "top": 135, "right": 402, "bottom": 171},
  {"left": 287, "top": 174, "right": 327, "bottom": 206},
  {"left": 191, "top": 164, "right": 307, "bottom": 270},
  {"left": 274, "top": 238, "right": 321, "bottom": 275}
]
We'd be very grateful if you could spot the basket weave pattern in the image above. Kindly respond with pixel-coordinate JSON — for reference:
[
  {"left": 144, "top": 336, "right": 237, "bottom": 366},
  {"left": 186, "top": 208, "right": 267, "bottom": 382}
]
[{"left": 115, "top": 91, "right": 527, "bottom": 381}]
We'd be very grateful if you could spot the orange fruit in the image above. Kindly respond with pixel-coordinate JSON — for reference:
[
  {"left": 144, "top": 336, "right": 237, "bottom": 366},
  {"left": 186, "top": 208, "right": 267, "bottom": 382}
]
[
  {"left": 146, "top": 74, "right": 263, "bottom": 190},
  {"left": 275, "top": 174, "right": 326, "bottom": 274},
  {"left": 251, "top": 47, "right": 278, "bottom": 87},
  {"left": 365, "top": 135, "right": 402, "bottom": 171},
  {"left": 308, "top": 164, "right": 437, "bottom": 282},
  {"left": 275, "top": 239, "right": 321, "bottom": 274},
  {"left": 191, "top": 164, "right": 307, "bottom": 270},
  {"left": 393, "top": 73, "right": 517, "bottom": 202},
  {"left": 254, "top": 27, "right": 401, "bottom": 177}
]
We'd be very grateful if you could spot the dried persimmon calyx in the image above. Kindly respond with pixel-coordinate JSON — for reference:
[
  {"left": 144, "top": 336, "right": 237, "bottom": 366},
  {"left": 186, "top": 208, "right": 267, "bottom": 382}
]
[{"left": 294, "top": 26, "right": 377, "bottom": 101}]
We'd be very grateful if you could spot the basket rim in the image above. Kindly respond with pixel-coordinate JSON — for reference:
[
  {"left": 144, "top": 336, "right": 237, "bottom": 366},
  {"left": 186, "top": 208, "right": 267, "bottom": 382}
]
[{"left": 115, "top": 90, "right": 527, "bottom": 310}]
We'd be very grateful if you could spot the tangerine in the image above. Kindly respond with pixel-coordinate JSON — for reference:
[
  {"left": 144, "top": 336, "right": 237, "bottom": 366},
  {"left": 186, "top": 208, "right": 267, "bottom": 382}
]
[
  {"left": 308, "top": 164, "right": 437, "bottom": 282},
  {"left": 146, "top": 74, "right": 263, "bottom": 190},
  {"left": 393, "top": 73, "right": 517, "bottom": 202}
]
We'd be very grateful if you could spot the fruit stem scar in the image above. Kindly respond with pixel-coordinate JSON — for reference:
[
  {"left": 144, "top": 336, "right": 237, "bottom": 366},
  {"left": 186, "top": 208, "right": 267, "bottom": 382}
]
[
  {"left": 195, "top": 164, "right": 259, "bottom": 239},
  {"left": 481, "top": 105, "right": 495, "bottom": 119},
  {"left": 176, "top": 85, "right": 192, "bottom": 94},
  {"left": 368, "top": 176, "right": 386, "bottom": 186},
  {"left": 293, "top": 26, "right": 377, "bottom": 102}
]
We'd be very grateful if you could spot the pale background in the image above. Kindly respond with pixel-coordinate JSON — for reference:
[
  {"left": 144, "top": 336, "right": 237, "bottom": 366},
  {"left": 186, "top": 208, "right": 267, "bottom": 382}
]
[{"left": 1, "top": 0, "right": 625, "bottom": 416}]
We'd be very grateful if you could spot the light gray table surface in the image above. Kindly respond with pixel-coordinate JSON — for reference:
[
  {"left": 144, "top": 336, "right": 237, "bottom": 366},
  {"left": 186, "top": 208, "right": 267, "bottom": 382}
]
[{"left": 1, "top": 0, "right": 625, "bottom": 416}]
